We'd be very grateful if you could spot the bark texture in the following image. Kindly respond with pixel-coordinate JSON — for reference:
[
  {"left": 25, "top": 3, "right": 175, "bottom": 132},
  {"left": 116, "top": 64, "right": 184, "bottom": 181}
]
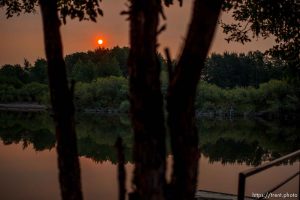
[
  {"left": 167, "top": 0, "right": 223, "bottom": 199},
  {"left": 39, "top": 0, "right": 83, "bottom": 199},
  {"left": 128, "top": 0, "right": 166, "bottom": 199}
]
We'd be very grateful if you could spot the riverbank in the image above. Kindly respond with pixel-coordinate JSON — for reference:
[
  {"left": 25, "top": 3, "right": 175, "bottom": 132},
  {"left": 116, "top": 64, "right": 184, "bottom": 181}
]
[
  {"left": 1, "top": 102, "right": 299, "bottom": 121},
  {"left": 0, "top": 103, "right": 123, "bottom": 114},
  {"left": 0, "top": 103, "right": 47, "bottom": 112}
]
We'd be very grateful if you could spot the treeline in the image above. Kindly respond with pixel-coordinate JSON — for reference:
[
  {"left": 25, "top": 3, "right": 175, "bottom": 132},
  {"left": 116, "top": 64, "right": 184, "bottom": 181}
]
[
  {"left": 0, "top": 47, "right": 297, "bottom": 116},
  {"left": 0, "top": 47, "right": 287, "bottom": 87},
  {"left": 0, "top": 46, "right": 130, "bottom": 86},
  {"left": 202, "top": 51, "right": 287, "bottom": 88},
  {"left": 0, "top": 46, "right": 131, "bottom": 105}
]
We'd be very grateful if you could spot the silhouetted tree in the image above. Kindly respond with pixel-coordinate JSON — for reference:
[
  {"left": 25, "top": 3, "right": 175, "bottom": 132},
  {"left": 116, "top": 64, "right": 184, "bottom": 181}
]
[
  {"left": 222, "top": 0, "right": 299, "bottom": 81},
  {"left": 0, "top": 64, "right": 30, "bottom": 86},
  {"left": 127, "top": 0, "right": 222, "bottom": 199},
  {"left": 38, "top": 1, "right": 83, "bottom": 199},
  {"left": 126, "top": 0, "right": 298, "bottom": 199},
  {"left": 30, "top": 58, "right": 48, "bottom": 83},
  {"left": 1, "top": 0, "right": 103, "bottom": 200}
]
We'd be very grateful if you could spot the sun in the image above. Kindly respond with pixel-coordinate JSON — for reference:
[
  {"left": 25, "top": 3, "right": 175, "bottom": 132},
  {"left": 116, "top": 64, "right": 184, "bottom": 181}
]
[{"left": 97, "top": 39, "right": 104, "bottom": 45}]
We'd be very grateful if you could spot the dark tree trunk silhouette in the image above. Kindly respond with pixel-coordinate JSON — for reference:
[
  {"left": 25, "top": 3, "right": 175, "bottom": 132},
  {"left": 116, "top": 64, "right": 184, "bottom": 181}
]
[
  {"left": 167, "top": 1, "right": 222, "bottom": 199},
  {"left": 115, "top": 137, "right": 126, "bottom": 200},
  {"left": 39, "top": 0, "right": 83, "bottom": 199},
  {"left": 128, "top": 0, "right": 167, "bottom": 199},
  {"left": 127, "top": 0, "right": 222, "bottom": 200}
]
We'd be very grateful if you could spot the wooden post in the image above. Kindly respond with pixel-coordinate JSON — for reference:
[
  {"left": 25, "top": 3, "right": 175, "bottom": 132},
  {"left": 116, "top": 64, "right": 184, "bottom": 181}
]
[{"left": 238, "top": 173, "right": 246, "bottom": 200}]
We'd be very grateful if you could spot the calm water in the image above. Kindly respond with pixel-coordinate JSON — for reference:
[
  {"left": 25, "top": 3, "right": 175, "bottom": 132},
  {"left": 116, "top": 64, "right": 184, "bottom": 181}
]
[{"left": 0, "top": 111, "right": 299, "bottom": 199}]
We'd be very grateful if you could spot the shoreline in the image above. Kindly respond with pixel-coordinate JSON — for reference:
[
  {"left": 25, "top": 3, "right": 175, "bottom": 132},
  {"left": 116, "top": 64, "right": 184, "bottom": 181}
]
[
  {"left": 0, "top": 103, "right": 298, "bottom": 120},
  {"left": 0, "top": 103, "right": 48, "bottom": 112}
]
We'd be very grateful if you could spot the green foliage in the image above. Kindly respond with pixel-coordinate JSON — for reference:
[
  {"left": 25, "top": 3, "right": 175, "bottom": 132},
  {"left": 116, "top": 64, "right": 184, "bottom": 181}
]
[
  {"left": 196, "top": 82, "right": 228, "bottom": 112},
  {"left": 29, "top": 59, "right": 48, "bottom": 83},
  {"left": 0, "top": 64, "right": 29, "bottom": 87},
  {"left": 71, "top": 60, "right": 96, "bottom": 82},
  {"left": 0, "top": 59, "right": 48, "bottom": 86},
  {"left": 0, "top": 82, "right": 49, "bottom": 104},
  {"left": 20, "top": 82, "right": 49, "bottom": 103},
  {"left": 0, "top": 47, "right": 130, "bottom": 106},
  {"left": 119, "top": 100, "right": 130, "bottom": 113},
  {"left": 75, "top": 76, "right": 128, "bottom": 109},
  {"left": 65, "top": 47, "right": 165, "bottom": 80},
  {"left": 0, "top": 49, "right": 296, "bottom": 115},
  {"left": 0, "top": 75, "right": 23, "bottom": 88},
  {"left": 254, "top": 80, "right": 299, "bottom": 114},
  {"left": 96, "top": 57, "right": 122, "bottom": 77},
  {"left": 110, "top": 46, "right": 130, "bottom": 77},
  {"left": 1, "top": 0, "right": 103, "bottom": 24},
  {"left": 222, "top": 0, "right": 298, "bottom": 52},
  {"left": 222, "top": 0, "right": 299, "bottom": 80},
  {"left": 66, "top": 47, "right": 125, "bottom": 81},
  {"left": 0, "top": 84, "right": 18, "bottom": 102},
  {"left": 202, "top": 51, "right": 286, "bottom": 88},
  {"left": 196, "top": 80, "right": 299, "bottom": 115}
]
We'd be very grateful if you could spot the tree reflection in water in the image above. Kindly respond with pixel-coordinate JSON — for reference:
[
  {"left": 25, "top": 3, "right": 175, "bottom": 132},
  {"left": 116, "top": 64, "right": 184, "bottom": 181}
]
[{"left": 0, "top": 111, "right": 299, "bottom": 166}]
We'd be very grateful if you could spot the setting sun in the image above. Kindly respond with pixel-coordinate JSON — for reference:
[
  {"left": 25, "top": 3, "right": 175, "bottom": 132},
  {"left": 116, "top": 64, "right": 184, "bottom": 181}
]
[{"left": 97, "top": 39, "right": 103, "bottom": 45}]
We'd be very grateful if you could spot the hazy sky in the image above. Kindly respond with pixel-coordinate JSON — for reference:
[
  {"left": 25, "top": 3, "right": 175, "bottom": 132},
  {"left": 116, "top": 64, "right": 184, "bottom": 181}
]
[{"left": 0, "top": 0, "right": 275, "bottom": 65}]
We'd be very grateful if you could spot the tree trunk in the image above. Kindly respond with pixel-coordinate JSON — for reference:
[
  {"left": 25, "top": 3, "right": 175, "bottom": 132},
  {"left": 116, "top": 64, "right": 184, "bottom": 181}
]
[
  {"left": 128, "top": 0, "right": 166, "bottom": 199},
  {"left": 39, "top": 0, "right": 83, "bottom": 199},
  {"left": 167, "top": 0, "right": 222, "bottom": 199},
  {"left": 116, "top": 137, "right": 126, "bottom": 200}
]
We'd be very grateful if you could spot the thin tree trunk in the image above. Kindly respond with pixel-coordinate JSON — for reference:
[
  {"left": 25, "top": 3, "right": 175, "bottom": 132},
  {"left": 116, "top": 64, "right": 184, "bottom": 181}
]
[
  {"left": 39, "top": 0, "right": 83, "bottom": 199},
  {"left": 167, "top": 0, "right": 222, "bottom": 199},
  {"left": 128, "top": 0, "right": 166, "bottom": 199},
  {"left": 115, "top": 137, "right": 126, "bottom": 200}
]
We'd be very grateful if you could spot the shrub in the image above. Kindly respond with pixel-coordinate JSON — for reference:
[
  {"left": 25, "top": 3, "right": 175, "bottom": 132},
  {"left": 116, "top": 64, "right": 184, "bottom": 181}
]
[{"left": 74, "top": 76, "right": 128, "bottom": 109}]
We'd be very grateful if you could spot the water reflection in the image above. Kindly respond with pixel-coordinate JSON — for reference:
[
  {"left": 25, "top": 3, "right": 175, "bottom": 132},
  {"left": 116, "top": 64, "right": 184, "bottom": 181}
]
[
  {"left": 0, "top": 111, "right": 299, "bottom": 165},
  {"left": 0, "top": 111, "right": 299, "bottom": 199}
]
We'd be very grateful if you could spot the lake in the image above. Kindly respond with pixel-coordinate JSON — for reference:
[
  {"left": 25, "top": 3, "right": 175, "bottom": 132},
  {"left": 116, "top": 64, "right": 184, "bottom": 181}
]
[{"left": 0, "top": 111, "right": 299, "bottom": 200}]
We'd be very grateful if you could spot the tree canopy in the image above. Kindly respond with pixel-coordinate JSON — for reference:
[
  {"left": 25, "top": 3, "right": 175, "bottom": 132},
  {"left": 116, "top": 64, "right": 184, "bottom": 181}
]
[
  {"left": 222, "top": 0, "right": 299, "bottom": 78},
  {"left": 202, "top": 51, "right": 286, "bottom": 88},
  {"left": 1, "top": 0, "right": 103, "bottom": 23}
]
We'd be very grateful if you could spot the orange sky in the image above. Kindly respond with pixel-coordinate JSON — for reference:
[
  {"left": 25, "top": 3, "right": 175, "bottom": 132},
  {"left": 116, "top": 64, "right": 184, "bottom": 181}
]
[{"left": 0, "top": 1, "right": 275, "bottom": 65}]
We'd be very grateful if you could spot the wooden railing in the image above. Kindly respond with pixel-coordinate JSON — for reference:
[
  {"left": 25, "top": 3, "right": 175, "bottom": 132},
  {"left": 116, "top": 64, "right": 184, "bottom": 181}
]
[{"left": 237, "top": 149, "right": 300, "bottom": 200}]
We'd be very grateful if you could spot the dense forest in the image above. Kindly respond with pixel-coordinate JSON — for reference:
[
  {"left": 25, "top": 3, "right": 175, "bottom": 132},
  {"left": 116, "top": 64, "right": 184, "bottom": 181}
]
[{"left": 0, "top": 47, "right": 298, "bottom": 117}]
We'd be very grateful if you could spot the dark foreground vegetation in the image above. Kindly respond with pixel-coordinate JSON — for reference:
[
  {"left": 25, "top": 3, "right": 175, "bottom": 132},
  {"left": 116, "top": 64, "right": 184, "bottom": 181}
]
[
  {"left": 0, "top": 48, "right": 298, "bottom": 117},
  {"left": 2, "top": 0, "right": 298, "bottom": 199}
]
